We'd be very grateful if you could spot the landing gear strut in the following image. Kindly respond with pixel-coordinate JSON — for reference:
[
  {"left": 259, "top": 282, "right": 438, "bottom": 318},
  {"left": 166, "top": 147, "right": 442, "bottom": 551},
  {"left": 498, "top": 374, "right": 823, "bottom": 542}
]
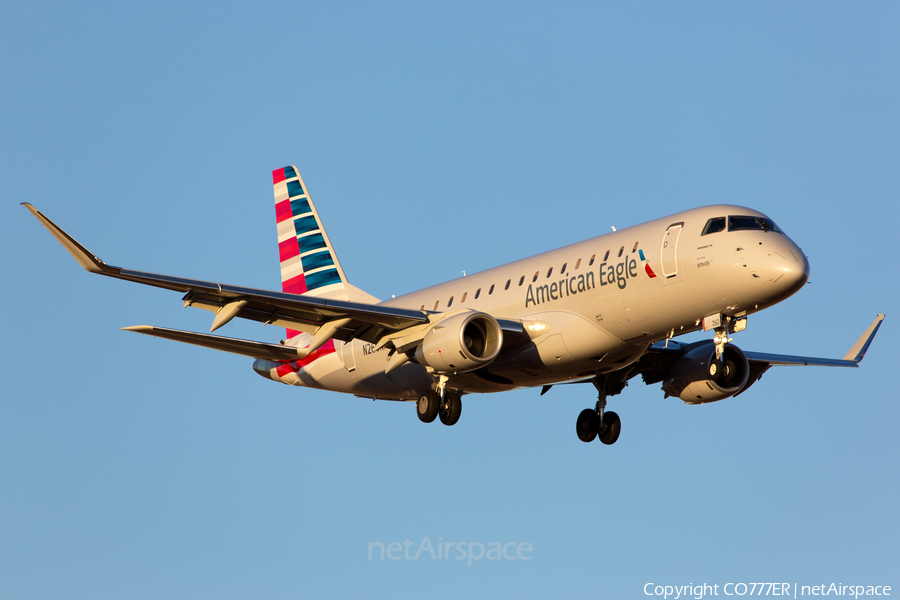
[
  {"left": 713, "top": 326, "right": 732, "bottom": 361},
  {"left": 575, "top": 374, "right": 623, "bottom": 445}
]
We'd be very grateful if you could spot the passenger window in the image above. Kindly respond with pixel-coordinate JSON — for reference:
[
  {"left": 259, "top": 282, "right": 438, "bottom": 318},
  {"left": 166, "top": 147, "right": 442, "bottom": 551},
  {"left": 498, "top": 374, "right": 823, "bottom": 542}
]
[
  {"left": 546, "top": 267, "right": 553, "bottom": 278},
  {"left": 433, "top": 301, "right": 439, "bottom": 311},
  {"left": 632, "top": 242, "right": 639, "bottom": 253},
  {"left": 618, "top": 246, "right": 624, "bottom": 257},
  {"left": 505, "top": 279, "right": 511, "bottom": 290},
  {"left": 589, "top": 254, "right": 596, "bottom": 266},
  {"left": 574, "top": 258, "right": 581, "bottom": 270},
  {"left": 518, "top": 276, "right": 525, "bottom": 286},
  {"left": 702, "top": 217, "right": 727, "bottom": 235},
  {"left": 561, "top": 262, "right": 567, "bottom": 274},
  {"left": 489, "top": 284, "right": 495, "bottom": 295},
  {"left": 461, "top": 292, "right": 467, "bottom": 303},
  {"left": 532, "top": 271, "right": 539, "bottom": 283},
  {"left": 474, "top": 289, "right": 480, "bottom": 299},
  {"left": 448, "top": 296, "right": 454, "bottom": 307},
  {"left": 420, "top": 304, "right": 425, "bottom": 311},
  {"left": 603, "top": 250, "right": 610, "bottom": 261}
]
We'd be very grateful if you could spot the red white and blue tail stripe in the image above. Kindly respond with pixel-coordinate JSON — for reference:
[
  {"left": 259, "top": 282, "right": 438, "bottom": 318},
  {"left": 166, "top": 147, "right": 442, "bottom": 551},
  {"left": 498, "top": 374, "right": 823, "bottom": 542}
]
[
  {"left": 273, "top": 166, "right": 348, "bottom": 298},
  {"left": 273, "top": 165, "right": 352, "bottom": 340}
]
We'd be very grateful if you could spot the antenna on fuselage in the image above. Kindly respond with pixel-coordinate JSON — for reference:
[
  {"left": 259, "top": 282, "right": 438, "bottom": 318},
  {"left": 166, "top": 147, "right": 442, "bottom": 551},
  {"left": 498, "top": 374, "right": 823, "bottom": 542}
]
[{"left": 610, "top": 226, "right": 616, "bottom": 232}]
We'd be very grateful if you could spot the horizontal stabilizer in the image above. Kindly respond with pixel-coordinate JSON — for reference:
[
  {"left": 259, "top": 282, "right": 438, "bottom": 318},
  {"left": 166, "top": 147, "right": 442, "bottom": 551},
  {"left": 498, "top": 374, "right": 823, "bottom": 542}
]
[{"left": 122, "top": 326, "right": 300, "bottom": 362}]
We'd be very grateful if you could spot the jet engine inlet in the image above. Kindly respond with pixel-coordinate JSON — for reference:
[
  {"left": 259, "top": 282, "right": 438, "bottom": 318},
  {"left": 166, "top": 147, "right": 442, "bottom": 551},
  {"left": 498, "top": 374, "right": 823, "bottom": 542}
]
[
  {"left": 662, "top": 343, "right": 750, "bottom": 404},
  {"left": 415, "top": 312, "right": 503, "bottom": 373}
]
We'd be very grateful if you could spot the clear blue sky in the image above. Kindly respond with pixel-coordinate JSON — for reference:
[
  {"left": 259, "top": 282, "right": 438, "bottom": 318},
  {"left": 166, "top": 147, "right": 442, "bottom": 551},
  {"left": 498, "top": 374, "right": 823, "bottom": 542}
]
[{"left": 2, "top": 2, "right": 898, "bottom": 598}]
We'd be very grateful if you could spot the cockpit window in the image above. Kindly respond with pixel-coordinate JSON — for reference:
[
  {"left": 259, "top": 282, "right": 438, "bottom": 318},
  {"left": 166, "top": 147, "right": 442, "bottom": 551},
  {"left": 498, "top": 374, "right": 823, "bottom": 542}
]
[
  {"left": 728, "top": 215, "right": 783, "bottom": 234},
  {"left": 701, "top": 217, "right": 726, "bottom": 235}
]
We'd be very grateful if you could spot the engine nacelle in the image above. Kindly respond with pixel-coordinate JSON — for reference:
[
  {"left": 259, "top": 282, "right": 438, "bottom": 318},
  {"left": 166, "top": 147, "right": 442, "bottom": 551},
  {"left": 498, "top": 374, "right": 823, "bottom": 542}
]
[
  {"left": 662, "top": 343, "right": 750, "bottom": 404},
  {"left": 414, "top": 312, "right": 503, "bottom": 373}
]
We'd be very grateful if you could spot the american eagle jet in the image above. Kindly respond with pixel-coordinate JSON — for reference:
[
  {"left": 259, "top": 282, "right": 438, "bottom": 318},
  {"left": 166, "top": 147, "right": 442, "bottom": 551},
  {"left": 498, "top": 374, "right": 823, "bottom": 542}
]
[{"left": 23, "top": 165, "right": 884, "bottom": 445}]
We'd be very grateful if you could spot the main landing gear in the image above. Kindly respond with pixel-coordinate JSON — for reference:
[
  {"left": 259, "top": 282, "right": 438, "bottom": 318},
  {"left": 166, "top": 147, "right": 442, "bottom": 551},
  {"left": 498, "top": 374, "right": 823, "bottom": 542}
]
[
  {"left": 575, "top": 375, "right": 622, "bottom": 445},
  {"left": 416, "top": 389, "right": 462, "bottom": 426},
  {"left": 576, "top": 406, "right": 620, "bottom": 445}
]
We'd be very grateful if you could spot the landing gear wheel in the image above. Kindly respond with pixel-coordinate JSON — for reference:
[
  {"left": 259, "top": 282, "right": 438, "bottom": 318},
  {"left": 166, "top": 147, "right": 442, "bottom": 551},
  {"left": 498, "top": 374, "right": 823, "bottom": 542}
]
[
  {"left": 438, "top": 392, "right": 462, "bottom": 426},
  {"left": 416, "top": 391, "right": 440, "bottom": 423},
  {"left": 598, "top": 411, "right": 621, "bottom": 445},
  {"left": 576, "top": 409, "right": 599, "bottom": 443}
]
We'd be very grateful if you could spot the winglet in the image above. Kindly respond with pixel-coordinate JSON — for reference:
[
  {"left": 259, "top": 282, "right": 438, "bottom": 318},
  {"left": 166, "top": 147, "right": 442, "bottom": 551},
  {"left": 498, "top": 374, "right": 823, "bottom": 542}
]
[
  {"left": 22, "top": 203, "right": 118, "bottom": 274},
  {"left": 842, "top": 314, "right": 885, "bottom": 363}
]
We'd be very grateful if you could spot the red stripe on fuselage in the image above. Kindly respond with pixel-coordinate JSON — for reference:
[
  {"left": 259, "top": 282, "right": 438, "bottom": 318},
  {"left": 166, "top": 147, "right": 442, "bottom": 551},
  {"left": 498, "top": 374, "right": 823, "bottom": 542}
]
[{"left": 275, "top": 339, "right": 336, "bottom": 377}]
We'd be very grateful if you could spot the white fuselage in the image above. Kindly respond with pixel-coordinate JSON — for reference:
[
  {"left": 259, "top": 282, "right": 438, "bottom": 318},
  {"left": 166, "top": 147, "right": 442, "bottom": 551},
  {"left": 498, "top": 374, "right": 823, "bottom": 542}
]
[{"left": 255, "top": 204, "right": 809, "bottom": 400}]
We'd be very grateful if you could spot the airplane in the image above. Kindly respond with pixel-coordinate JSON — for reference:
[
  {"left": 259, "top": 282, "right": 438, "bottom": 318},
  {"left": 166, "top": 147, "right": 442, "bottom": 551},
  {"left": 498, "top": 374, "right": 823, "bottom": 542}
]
[{"left": 23, "top": 165, "right": 884, "bottom": 446}]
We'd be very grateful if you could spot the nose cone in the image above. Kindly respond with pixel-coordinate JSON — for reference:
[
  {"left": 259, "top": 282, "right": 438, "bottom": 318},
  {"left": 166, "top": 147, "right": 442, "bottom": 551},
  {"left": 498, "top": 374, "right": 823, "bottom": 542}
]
[{"left": 767, "top": 238, "right": 809, "bottom": 299}]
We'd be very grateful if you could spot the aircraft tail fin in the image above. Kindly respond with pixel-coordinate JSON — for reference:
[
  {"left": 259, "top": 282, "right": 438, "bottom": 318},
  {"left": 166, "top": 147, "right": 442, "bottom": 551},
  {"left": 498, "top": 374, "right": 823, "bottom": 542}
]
[
  {"left": 272, "top": 166, "right": 378, "bottom": 337},
  {"left": 274, "top": 166, "right": 347, "bottom": 296}
]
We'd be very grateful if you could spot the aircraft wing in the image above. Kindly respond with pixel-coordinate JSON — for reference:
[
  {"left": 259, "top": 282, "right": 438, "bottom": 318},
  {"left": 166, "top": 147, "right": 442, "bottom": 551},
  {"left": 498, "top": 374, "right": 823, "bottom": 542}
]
[
  {"left": 633, "top": 314, "right": 884, "bottom": 397},
  {"left": 742, "top": 313, "right": 884, "bottom": 367},
  {"left": 23, "top": 203, "right": 428, "bottom": 344}
]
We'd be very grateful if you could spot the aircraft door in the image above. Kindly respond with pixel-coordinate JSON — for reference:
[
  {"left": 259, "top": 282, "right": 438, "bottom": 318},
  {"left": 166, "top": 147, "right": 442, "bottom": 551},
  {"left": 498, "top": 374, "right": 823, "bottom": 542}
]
[
  {"left": 661, "top": 222, "right": 683, "bottom": 278},
  {"left": 339, "top": 339, "right": 356, "bottom": 372}
]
